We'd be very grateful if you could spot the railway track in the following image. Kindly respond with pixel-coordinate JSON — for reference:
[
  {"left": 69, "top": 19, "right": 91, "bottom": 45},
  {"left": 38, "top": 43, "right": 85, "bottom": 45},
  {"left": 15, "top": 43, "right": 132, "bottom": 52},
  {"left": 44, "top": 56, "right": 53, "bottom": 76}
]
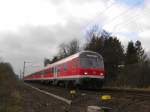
[
  {"left": 25, "top": 82, "right": 150, "bottom": 112},
  {"left": 101, "top": 87, "right": 150, "bottom": 96},
  {"left": 25, "top": 82, "right": 150, "bottom": 99}
]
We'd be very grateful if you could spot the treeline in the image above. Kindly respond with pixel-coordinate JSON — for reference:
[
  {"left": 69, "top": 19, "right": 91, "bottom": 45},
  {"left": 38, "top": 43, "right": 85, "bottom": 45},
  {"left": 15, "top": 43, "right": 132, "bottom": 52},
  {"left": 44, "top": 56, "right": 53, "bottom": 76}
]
[
  {"left": 0, "top": 62, "right": 22, "bottom": 112},
  {"left": 44, "top": 29, "right": 150, "bottom": 88}
]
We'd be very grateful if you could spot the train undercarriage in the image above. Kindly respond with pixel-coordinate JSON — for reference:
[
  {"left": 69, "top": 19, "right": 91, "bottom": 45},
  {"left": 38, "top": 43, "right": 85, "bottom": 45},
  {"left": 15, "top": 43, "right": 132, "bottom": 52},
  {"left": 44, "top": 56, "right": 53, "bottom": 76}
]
[{"left": 25, "top": 77, "right": 104, "bottom": 90}]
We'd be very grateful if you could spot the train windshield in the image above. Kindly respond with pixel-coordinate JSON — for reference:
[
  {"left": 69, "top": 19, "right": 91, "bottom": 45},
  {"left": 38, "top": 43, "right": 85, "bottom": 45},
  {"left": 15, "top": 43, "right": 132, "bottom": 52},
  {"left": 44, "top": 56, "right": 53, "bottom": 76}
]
[{"left": 80, "top": 55, "right": 104, "bottom": 68}]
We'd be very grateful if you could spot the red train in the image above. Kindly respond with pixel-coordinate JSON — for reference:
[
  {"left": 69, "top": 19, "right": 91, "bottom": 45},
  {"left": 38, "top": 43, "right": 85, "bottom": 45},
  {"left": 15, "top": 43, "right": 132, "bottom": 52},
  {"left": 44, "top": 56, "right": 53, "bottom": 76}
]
[{"left": 24, "top": 51, "right": 105, "bottom": 89}]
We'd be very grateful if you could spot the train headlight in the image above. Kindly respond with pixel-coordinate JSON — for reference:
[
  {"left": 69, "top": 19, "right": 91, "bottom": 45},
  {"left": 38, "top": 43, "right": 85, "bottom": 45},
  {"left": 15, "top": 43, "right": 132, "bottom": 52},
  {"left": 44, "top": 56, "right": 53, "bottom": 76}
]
[
  {"left": 84, "top": 72, "right": 88, "bottom": 75},
  {"left": 100, "top": 73, "right": 103, "bottom": 76}
]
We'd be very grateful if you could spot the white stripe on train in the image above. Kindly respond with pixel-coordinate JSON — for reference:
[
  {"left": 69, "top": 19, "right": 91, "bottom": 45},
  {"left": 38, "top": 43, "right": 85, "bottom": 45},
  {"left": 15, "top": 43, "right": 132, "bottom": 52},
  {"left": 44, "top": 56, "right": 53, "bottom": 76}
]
[{"left": 24, "top": 75, "right": 104, "bottom": 81}]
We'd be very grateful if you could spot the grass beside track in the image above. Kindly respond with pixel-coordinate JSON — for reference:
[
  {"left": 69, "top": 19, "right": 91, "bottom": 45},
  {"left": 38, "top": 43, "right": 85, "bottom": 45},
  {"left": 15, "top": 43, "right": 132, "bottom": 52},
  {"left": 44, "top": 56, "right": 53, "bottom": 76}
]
[{"left": 0, "top": 80, "right": 23, "bottom": 112}]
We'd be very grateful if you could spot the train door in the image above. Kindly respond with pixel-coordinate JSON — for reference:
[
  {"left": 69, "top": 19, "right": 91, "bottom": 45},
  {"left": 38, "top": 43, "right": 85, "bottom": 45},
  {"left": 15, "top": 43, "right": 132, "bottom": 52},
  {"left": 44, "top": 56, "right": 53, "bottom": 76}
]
[
  {"left": 41, "top": 71, "right": 44, "bottom": 79},
  {"left": 54, "top": 66, "right": 57, "bottom": 78}
]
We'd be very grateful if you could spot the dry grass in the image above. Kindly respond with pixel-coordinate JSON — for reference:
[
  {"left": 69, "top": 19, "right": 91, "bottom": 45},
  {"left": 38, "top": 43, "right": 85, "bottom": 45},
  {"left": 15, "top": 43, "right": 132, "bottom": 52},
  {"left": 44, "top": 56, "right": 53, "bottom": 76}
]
[{"left": 0, "top": 62, "right": 22, "bottom": 112}]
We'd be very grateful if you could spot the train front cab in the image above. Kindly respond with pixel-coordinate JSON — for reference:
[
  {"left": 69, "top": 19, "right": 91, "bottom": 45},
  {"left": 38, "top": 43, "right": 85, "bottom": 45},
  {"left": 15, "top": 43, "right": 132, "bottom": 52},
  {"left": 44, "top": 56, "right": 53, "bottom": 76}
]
[{"left": 77, "top": 51, "right": 105, "bottom": 89}]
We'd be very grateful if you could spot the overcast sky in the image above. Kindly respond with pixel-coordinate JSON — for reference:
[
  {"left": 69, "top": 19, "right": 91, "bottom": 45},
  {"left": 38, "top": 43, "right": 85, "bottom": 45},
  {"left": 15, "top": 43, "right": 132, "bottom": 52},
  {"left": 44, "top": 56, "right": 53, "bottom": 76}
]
[{"left": 0, "top": 0, "right": 149, "bottom": 75}]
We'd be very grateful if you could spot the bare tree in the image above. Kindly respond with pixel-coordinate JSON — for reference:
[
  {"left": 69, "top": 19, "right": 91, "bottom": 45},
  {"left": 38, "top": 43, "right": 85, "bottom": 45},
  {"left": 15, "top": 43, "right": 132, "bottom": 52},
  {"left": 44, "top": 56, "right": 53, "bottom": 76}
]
[
  {"left": 58, "top": 39, "right": 80, "bottom": 59},
  {"left": 58, "top": 43, "right": 68, "bottom": 59},
  {"left": 67, "top": 39, "right": 80, "bottom": 55}
]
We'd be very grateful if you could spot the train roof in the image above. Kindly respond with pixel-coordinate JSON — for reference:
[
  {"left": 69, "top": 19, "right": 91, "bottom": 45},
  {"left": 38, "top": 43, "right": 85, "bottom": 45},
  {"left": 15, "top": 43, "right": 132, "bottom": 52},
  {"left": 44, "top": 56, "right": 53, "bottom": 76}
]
[{"left": 45, "top": 50, "right": 102, "bottom": 69}]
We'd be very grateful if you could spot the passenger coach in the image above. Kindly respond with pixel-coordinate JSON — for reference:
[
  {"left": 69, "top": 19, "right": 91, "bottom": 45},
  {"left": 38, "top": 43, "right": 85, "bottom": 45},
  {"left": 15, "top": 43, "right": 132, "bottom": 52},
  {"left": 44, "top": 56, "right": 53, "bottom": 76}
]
[{"left": 24, "top": 51, "right": 105, "bottom": 88}]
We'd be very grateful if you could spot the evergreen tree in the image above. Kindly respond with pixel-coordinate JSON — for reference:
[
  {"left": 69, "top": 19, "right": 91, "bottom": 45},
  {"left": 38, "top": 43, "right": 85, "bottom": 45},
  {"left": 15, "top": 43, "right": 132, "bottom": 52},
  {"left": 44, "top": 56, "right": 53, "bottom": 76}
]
[
  {"left": 85, "top": 29, "right": 124, "bottom": 81},
  {"left": 103, "top": 37, "right": 124, "bottom": 80},
  {"left": 125, "top": 41, "right": 138, "bottom": 65},
  {"left": 135, "top": 40, "right": 145, "bottom": 62},
  {"left": 85, "top": 34, "right": 104, "bottom": 53}
]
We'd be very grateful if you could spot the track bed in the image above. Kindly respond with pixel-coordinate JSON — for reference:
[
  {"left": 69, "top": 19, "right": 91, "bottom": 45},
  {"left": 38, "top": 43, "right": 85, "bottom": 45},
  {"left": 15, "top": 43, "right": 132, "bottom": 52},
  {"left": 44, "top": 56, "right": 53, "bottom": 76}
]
[{"left": 25, "top": 82, "right": 150, "bottom": 112}]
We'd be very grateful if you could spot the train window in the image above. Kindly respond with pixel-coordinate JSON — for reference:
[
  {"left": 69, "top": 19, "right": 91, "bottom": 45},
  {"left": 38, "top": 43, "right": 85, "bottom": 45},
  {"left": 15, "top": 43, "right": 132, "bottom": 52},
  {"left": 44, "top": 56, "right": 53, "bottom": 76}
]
[
  {"left": 49, "top": 68, "right": 52, "bottom": 73},
  {"left": 64, "top": 63, "right": 67, "bottom": 71},
  {"left": 55, "top": 66, "right": 59, "bottom": 74},
  {"left": 52, "top": 67, "right": 54, "bottom": 74},
  {"left": 44, "top": 70, "right": 47, "bottom": 74},
  {"left": 42, "top": 70, "right": 45, "bottom": 74},
  {"left": 48, "top": 69, "right": 50, "bottom": 73},
  {"left": 42, "top": 71, "right": 44, "bottom": 74},
  {"left": 73, "top": 63, "right": 75, "bottom": 68},
  {"left": 57, "top": 68, "right": 60, "bottom": 73},
  {"left": 46, "top": 70, "right": 49, "bottom": 74},
  {"left": 75, "top": 62, "right": 78, "bottom": 68},
  {"left": 80, "top": 56, "right": 104, "bottom": 68},
  {"left": 39, "top": 71, "right": 43, "bottom": 74},
  {"left": 73, "top": 61, "right": 77, "bottom": 68}
]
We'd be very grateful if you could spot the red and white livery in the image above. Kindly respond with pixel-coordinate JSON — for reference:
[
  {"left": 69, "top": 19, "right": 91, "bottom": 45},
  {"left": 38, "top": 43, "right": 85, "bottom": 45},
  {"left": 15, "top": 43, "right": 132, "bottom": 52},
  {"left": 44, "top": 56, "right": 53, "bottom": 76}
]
[{"left": 24, "top": 51, "right": 105, "bottom": 88}]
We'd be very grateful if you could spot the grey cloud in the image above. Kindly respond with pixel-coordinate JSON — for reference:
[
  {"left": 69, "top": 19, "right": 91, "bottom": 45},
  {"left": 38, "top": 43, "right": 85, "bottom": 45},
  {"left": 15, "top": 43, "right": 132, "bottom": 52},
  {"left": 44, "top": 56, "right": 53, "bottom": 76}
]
[{"left": 0, "top": 18, "right": 87, "bottom": 75}]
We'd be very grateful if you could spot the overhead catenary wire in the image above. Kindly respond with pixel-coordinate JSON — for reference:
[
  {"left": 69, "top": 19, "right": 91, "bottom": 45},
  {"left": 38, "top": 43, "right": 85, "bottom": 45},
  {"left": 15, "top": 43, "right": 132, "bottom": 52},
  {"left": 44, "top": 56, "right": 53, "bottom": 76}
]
[
  {"left": 102, "top": 0, "right": 142, "bottom": 29},
  {"left": 82, "top": 0, "right": 143, "bottom": 39},
  {"left": 112, "top": 11, "right": 140, "bottom": 32},
  {"left": 112, "top": 5, "right": 148, "bottom": 34},
  {"left": 82, "top": 0, "right": 117, "bottom": 28}
]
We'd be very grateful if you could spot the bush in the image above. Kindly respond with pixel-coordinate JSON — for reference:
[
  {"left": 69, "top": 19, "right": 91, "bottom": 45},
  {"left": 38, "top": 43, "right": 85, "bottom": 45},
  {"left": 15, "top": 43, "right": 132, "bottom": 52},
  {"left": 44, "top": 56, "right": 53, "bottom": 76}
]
[
  {"left": 116, "top": 61, "right": 150, "bottom": 88},
  {"left": 0, "top": 62, "right": 22, "bottom": 112}
]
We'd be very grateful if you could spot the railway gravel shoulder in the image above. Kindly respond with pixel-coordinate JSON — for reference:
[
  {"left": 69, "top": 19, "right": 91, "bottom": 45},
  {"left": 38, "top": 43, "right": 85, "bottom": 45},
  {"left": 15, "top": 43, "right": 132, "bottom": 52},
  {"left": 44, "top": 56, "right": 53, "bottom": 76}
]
[
  {"left": 24, "top": 83, "right": 72, "bottom": 105},
  {"left": 26, "top": 82, "right": 150, "bottom": 112},
  {"left": 20, "top": 83, "right": 69, "bottom": 112}
]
